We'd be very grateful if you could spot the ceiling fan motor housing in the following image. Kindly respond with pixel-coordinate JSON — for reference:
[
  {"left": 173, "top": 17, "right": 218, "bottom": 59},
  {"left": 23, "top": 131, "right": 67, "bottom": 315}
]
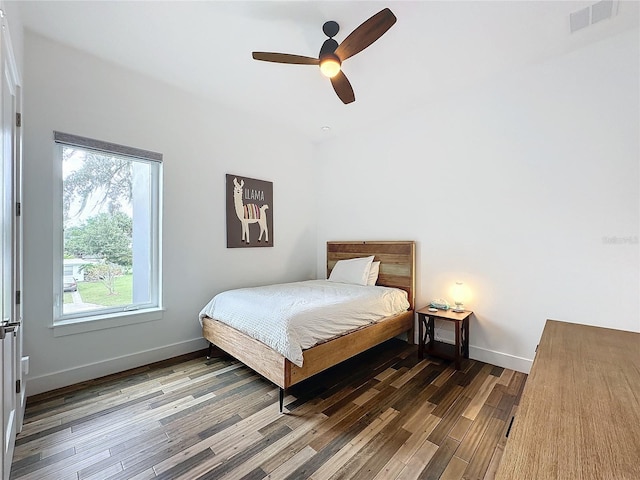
[
  {"left": 319, "top": 37, "right": 341, "bottom": 78},
  {"left": 319, "top": 38, "right": 339, "bottom": 57}
]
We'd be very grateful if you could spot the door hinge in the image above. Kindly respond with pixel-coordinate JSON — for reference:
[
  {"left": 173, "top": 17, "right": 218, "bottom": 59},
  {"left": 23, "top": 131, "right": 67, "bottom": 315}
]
[
  {"left": 15, "top": 290, "right": 20, "bottom": 305},
  {"left": 15, "top": 112, "right": 21, "bottom": 128},
  {"left": 16, "top": 379, "right": 21, "bottom": 394},
  {"left": 16, "top": 202, "right": 21, "bottom": 216}
]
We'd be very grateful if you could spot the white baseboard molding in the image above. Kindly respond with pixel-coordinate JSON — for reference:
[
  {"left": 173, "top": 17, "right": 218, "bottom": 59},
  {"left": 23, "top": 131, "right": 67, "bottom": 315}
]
[
  {"left": 26, "top": 337, "right": 532, "bottom": 397},
  {"left": 26, "top": 337, "right": 209, "bottom": 397},
  {"left": 469, "top": 345, "right": 533, "bottom": 374},
  {"left": 427, "top": 330, "right": 534, "bottom": 373}
]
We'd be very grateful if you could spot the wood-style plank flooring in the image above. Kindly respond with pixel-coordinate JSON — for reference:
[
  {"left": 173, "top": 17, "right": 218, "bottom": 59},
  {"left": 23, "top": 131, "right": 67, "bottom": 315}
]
[{"left": 12, "top": 340, "right": 527, "bottom": 480}]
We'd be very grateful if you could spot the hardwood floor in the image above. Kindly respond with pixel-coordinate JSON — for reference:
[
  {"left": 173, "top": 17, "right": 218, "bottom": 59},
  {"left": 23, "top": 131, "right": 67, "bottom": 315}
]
[{"left": 11, "top": 340, "right": 526, "bottom": 480}]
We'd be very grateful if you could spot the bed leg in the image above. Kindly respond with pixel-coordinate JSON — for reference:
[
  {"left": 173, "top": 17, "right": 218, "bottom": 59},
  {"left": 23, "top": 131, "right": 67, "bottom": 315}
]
[
  {"left": 279, "top": 388, "right": 284, "bottom": 413},
  {"left": 207, "top": 342, "right": 213, "bottom": 359}
]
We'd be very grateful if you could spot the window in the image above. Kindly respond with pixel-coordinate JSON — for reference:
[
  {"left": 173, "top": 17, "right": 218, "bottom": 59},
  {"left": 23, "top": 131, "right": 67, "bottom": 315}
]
[{"left": 54, "top": 132, "right": 162, "bottom": 325}]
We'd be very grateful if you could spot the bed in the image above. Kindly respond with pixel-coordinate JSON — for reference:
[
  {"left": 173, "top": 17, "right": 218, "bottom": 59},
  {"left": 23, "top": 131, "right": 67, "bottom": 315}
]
[{"left": 200, "top": 240, "right": 415, "bottom": 411}]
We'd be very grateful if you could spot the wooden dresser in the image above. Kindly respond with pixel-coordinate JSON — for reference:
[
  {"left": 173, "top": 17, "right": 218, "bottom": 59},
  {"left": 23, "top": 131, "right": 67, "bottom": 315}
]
[{"left": 495, "top": 319, "right": 640, "bottom": 480}]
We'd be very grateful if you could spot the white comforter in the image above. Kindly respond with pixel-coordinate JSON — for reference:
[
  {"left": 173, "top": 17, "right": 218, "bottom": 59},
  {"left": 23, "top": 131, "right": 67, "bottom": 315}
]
[{"left": 198, "top": 280, "right": 410, "bottom": 367}]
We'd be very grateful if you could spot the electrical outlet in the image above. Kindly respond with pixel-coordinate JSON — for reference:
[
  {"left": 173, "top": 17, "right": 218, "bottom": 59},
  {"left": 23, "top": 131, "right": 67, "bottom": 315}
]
[{"left": 21, "top": 356, "right": 29, "bottom": 375}]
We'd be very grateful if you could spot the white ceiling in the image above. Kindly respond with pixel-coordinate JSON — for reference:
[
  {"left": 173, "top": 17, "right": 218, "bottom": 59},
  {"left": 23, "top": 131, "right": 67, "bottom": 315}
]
[{"left": 14, "top": 1, "right": 640, "bottom": 142}]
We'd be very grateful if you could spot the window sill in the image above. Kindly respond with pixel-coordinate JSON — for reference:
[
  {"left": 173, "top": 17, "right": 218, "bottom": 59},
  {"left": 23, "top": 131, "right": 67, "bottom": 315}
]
[{"left": 52, "top": 308, "right": 164, "bottom": 337}]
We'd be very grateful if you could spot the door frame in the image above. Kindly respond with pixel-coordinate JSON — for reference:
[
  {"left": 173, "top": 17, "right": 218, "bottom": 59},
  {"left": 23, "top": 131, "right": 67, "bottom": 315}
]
[{"left": 0, "top": 8, "right": 23, "bottom": 479}]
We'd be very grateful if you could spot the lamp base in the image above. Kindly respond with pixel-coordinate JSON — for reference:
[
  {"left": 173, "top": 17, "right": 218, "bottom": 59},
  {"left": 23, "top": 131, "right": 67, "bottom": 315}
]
[{"left": 452, "top": 303, "right": 464, "bottom": 313}]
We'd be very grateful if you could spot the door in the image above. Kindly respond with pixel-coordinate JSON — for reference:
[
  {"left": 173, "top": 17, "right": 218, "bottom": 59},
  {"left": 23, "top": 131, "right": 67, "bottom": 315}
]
[{"left": 0, "top": 12, "right": 21, "bottom": 480}]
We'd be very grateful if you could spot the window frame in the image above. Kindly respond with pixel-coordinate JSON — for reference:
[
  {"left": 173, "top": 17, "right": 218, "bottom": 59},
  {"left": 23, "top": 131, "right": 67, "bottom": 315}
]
[{"left": 52, "top": 132, "right": 163, "bottom": 333}]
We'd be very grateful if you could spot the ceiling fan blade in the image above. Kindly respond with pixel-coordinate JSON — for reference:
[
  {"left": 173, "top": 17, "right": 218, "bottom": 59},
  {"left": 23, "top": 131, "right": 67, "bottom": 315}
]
[
  {"left": 330, "top": 71, "right": 355, "bottom": 104},
  {"left": 252, "top": 52, "right": 319, "bottom": 65},
  {"left": 334, "top": 8, "right": 397, "bottom": 62}
]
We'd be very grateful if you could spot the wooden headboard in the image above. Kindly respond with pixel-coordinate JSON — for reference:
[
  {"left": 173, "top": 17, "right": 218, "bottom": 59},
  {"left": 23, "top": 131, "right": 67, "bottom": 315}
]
[{"left": 327, "top": 241, "right": 416, "bottom": 311}]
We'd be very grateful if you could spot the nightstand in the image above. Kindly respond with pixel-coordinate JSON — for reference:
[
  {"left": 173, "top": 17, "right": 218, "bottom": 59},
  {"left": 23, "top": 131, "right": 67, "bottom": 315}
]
[{"left": 417, "top": 306, "right": 472, "bottom": 369}]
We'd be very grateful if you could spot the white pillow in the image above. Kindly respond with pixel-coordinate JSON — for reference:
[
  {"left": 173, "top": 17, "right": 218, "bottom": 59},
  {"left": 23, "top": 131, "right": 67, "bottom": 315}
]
[
  {"left": 328, "top": 256, "right": 374, "bottom": 286},
  {"left": 367, "top": 261, "right": 380, "bottom": 286}
]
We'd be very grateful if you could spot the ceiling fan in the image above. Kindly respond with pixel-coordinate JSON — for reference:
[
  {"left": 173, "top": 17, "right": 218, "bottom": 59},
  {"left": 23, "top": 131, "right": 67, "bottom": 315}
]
[{"left": 252, "top": 8, "right": 397, "bottom": 104}]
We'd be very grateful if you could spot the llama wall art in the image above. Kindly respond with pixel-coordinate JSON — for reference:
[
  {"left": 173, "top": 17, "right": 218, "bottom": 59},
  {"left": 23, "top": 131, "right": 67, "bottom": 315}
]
[{"left": 226, "top": 174, "right": 273, "bottom": 248}]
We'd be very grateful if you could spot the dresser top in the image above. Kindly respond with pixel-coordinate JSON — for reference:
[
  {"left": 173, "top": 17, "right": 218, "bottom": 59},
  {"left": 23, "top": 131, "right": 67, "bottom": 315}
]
[{"left": 495, "top": 319, "right": 640, "bottom": 479}]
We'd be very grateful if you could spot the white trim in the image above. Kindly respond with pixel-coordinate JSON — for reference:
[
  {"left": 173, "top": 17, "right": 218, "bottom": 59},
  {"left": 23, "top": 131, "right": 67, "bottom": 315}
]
[
  {"left": 1, "top": 7, "right": 20, "bottom": 88},
  {"left": 25, "top": 338, "right": 209, "bottom": 396},
  {"left": 469, "top": 345, "right": 533, "bottom": 374},
  {"left": 149, "top": 160, "right": 162, "bottom": 307},
  {"left": 52, "top": 307, "right": 164, "bottom": 337},
  {"left": 414, "top": 323, "right": 534, "bottom": 373}
]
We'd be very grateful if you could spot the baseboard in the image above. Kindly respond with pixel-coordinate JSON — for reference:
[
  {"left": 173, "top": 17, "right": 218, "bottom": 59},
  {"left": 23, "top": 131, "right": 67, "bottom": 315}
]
[
  {"left": 425, "top": 328, "right": 533, "bottom": 373},
  {"left": 25, "top": 337, "right": 209, "bottom": 396},
  {"left": 408, "top": 329, "right": 532, "bottom": 374},
  {"left": 26, "top": 337, "right": 532, "bottom": 397},
  {"left": 469, "top": 345, "right": 533, "bottom": 374}
]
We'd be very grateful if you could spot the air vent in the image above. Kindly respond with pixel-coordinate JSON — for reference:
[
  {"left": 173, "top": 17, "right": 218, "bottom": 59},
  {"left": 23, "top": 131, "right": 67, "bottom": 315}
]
[
  {"left": 570, "top": 7, "right": 590, "bottom": 33},
  {"left": 592, "top": 0, "right": 614, "bottom": 23},
  {"left": 570, "top": 0, "right": 619, "bottom": 33}
]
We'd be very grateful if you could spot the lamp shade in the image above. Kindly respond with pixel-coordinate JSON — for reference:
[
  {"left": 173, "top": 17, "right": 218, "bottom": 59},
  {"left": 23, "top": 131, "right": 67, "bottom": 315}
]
[
  {"left": 320, "top": 56, "right": 341, "bottom": 78},
  {"left": 453, "top": 281, "right": 465, "bottom": 312}
]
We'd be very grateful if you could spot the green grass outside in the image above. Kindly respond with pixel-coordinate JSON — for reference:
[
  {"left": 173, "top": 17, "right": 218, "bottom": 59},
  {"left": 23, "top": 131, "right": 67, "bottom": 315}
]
[{"left": 64, "top": 274, "right": 133, "bottom": 307}]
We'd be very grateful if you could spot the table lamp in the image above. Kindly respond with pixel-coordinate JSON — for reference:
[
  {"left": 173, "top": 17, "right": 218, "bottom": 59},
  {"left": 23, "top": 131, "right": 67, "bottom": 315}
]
[{"left": 453, "top": 281, "right": 465, "bottom": 312}]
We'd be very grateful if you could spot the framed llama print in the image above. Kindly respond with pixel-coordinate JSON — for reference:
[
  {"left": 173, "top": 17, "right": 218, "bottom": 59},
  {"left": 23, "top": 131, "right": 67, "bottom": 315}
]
[{"left": 226, "top": 174, "right": 274, "bottom": 248}]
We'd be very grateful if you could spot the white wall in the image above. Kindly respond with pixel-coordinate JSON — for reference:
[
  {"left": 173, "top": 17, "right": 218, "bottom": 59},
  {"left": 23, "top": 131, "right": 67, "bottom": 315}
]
[
  {"left": 315, "top": 28, "right": 640, "bottom": 373},
  {"left": 21, "top": 24, "right": 640, "bottom": 392},
  {"left": 23, "top": 32, "right": 318, "bottom": 395}
]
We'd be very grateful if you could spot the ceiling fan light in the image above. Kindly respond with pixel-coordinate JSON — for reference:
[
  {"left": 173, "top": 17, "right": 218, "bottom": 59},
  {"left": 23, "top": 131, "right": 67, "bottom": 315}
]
[{"left": 320, "top": 57, "right": 341, "bottom": 78}]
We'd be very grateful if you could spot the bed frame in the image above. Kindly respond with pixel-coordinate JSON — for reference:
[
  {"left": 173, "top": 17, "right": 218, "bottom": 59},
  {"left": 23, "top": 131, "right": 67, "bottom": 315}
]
[{"left": 201, "top": 240, "right": 415, "bottom": 412}]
